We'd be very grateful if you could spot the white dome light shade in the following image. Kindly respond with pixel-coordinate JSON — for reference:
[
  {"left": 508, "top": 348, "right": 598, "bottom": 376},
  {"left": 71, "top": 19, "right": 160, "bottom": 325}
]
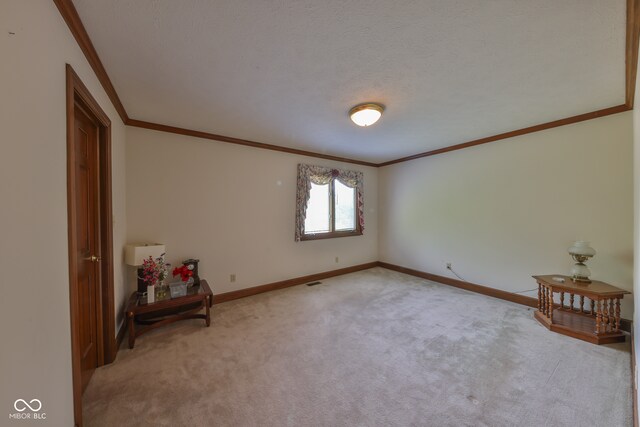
[{"left": 349, "top": 103, "right": 384, "bottom": 127}]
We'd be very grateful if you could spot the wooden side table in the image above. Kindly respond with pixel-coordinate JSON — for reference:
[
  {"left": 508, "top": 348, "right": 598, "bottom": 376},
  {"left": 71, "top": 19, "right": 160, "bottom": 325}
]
[
  {"left": 533, "top": 275, "right": 629, "bottom": 345},
  {"left": 126, "top": 279, "right": 213, "bottom": 349}
]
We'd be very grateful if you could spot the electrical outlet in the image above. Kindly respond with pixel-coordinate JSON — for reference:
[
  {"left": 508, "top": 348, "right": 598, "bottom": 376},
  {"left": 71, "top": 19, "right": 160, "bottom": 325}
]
[
  {"left": 230, "top": 274, "right": 236, "bottom": 283},
  {"left": 335, "top": 257, "right": 339, "bottom": 263},
  {"left": 446, "top": 263, "right": 452, "bottom": 269}
]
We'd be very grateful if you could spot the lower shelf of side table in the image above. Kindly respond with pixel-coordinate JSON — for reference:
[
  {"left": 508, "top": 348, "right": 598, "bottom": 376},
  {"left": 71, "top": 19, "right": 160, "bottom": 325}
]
[{"left": 534, "top": 309, "right": 626, "bottom": 345}]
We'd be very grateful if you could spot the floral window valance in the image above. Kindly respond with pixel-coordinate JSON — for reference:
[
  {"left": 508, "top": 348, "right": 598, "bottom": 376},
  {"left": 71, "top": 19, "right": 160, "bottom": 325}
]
[{"left": 295, "top": 163, "right": 364, "bottom": 241}]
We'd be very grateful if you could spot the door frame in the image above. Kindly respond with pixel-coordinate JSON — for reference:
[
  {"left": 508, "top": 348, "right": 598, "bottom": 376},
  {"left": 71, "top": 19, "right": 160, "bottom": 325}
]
[{"left": 66, "top": 64, "right": 116, "bottom": 427}]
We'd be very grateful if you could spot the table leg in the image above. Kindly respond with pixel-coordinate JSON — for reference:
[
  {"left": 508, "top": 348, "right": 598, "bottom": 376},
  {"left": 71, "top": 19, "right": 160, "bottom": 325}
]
[
  {"left": 579, "top": 295, "right": 585, "bottom": 313},
  {"left": 205, "top": 295, "right": 211, "bottom": 327},
  {"left": 128, "top": 311, "right": 135, "bottom": 349},
  {"left": 538, "top": 283, "right": 542, "bottom": 311},
  {"left": 548, "top": 287, "right": 553, "bottom": 323},
  {"left": 596, "top": 300, "right": 602, "bottom": 335},
  {"left": 609, "top": 299, "right": 615, "bottom": 332}
]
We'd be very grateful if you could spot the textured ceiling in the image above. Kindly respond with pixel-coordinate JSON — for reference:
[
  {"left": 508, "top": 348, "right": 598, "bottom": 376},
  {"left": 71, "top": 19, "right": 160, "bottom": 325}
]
[{"left": 74, "top": 0, "right": 626, "bottom": 163}]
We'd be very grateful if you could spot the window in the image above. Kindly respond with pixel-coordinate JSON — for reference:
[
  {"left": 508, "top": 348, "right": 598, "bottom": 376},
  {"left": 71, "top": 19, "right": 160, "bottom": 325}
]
[
  {"left": 303, "top": 180, "right": 356, "bottom": 235},
  {"left": 295, "top": 164, "right": 364, "bottom": 241}
]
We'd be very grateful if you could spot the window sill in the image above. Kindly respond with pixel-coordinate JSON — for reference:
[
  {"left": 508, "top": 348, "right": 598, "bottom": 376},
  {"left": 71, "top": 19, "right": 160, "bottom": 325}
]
[{"left": 300, "top": 230, "right": 363, "bottom": 241}]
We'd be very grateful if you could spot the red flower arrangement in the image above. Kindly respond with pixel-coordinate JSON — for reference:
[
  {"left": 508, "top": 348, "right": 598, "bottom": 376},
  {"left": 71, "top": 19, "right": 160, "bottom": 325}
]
[{"left": 172, "top": 265, "right": 194, "bottom": 283}]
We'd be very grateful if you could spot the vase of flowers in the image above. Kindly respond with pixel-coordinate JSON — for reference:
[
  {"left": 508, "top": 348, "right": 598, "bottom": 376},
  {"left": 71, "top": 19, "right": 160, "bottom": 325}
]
[
  {"left": 141, "top": 253, "right": 170, "bottom": 302},
  {"left": 172, "top": 265, "right": 194, "bottom": 287}
]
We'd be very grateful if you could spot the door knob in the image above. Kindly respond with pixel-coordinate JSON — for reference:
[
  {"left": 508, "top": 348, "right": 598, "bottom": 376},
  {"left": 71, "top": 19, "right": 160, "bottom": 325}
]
[{"left": 86, "top": 255, "right": 101, "bottom": 262}]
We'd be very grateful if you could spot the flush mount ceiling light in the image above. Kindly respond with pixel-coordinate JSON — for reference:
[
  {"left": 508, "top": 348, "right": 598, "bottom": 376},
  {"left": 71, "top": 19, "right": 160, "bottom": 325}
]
[{"left": 349, "top": 103, "right": 384, "bottom": 127}]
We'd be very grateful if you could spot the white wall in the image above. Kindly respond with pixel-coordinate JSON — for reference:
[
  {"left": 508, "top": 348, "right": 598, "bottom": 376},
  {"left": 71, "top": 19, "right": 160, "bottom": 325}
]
[
  {"left": 0, "top": 2, "right": 127, "bottom": 426},
  {"left": 380, "top": 112, "right": 634, "bottom": 318},
  {"left": 633, "top": 53, "right": 640, "bottom": 410},
  {"left": 125, "top": 127, "right": 378, "bottom": 294}
]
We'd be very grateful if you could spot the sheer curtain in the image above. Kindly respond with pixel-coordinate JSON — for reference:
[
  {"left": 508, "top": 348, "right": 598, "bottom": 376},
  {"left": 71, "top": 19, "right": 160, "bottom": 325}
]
[{"left": 295, "top": 163, "right": 364, "bottom": 241}]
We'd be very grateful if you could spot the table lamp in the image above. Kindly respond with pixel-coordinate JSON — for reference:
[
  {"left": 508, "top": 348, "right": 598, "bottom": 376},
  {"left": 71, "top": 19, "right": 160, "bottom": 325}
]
[
  {"left": 125, "top": 243, "right": 166, "bottom": 294},
  {"left": 568, "top": 241, "right": 596, "bottom": 283}
]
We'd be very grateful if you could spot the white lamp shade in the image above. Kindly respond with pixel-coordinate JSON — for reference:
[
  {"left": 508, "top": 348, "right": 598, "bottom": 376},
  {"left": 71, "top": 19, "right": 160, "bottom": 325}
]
[
  {"left": 125, "top": 243, "right": 165, "bottom": 266},
  {"left": 567, "top": 241, "right": 596, "bottom": 257}
]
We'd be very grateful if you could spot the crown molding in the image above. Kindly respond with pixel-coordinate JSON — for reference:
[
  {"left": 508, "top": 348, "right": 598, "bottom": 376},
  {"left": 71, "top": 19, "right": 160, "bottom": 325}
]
[
  {"left": 127, "top": 119, "right": 379, "bottom": 167},
  {"left": 54, "top": 0, "right": 639, "bottom": 167},
  {"left": 378, "top": 104, "right": 630, "bottom": 167},
  {"left": 626, "top": 0, "right": 640, "bottom": 108},
  {"left": 53, "top": 0, "right": 129, "bottom": 124}
]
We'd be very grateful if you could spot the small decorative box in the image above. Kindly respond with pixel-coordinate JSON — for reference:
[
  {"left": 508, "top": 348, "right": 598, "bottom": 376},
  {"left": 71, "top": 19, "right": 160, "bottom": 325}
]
[{"left": 169, "top": 282, "right": 187, "bottom": 298}]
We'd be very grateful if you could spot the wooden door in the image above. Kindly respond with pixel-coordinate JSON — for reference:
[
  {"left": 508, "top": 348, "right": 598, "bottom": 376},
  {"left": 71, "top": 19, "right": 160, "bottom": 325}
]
[{"left": 73, "top": 104, "right": 102, "bottom": 392}]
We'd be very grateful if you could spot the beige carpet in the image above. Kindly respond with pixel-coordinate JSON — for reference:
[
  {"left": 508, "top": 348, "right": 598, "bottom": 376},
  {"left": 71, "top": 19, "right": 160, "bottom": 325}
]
[{"left": 83, "top": 267, "right": 632, "bottom": 426}]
